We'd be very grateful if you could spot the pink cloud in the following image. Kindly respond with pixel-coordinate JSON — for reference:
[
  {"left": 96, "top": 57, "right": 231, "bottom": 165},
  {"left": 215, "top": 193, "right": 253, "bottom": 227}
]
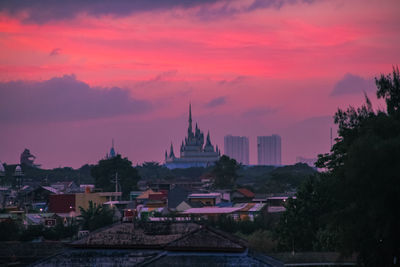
[{"left": 0, "top": 0, "right": 398, "bottom": 167}]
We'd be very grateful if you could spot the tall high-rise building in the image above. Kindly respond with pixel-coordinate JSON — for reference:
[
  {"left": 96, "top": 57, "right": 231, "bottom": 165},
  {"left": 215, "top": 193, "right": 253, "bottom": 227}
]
[
  {"left": 224, "top": 135, "right": 249, "bottom": 165},
  {"left": 257, "top": 135, "right": 282, "bottom": 166}
]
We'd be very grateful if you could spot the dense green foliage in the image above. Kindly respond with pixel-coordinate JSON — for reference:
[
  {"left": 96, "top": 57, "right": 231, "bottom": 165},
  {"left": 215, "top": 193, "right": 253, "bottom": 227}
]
[
  {"left": 256, "top": 163, "right": 316, "bottom": 193},
  {"left": 91, "top": 155, "right": 140, "bottom": 199},
  {"left": 0, "top": 163, "right": 93, "bottom": 186},
  {"left": 78, "top": 200, "right": 114, "bottom": 231},
  {"left": 137, "top": 160, "right": 315, "bottom": 194},
  {"left": 275, "top": 67, "right": 400, "bottom": 266},
  {"left": 0, "top": 220, "right": 20, "bottom": 241},
  {"left": 205, "top": 213, "right": 280, "bottom": 252},
  {"left": 274, "top": 174, "right": 336, "bottom": 252},
  {"left": 211, "top": 155, "right": 240, "bottom": 189},
  {"left": 0, "top": 218, "right": 77, "bottom": 241},
  {"left": 237, "top": 230, "right": 277, "bottom": 253},
  {"left": 206, "top": 213, "right": 280, "bottom": 235},
  {"left": 137, "top": 161, "right": 212, "bottom": 180},
  {"left": 19, "top": 219, "right": 78, "bottom": 241}
]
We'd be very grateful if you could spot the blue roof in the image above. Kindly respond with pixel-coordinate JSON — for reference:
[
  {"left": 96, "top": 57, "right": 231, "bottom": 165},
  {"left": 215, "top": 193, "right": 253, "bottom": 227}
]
[
  {"left": 110, "top": 147, "right": 116, "bottom": 157},
  {"left": 216, "top": 202, "right": 233, "bottom": 207}
]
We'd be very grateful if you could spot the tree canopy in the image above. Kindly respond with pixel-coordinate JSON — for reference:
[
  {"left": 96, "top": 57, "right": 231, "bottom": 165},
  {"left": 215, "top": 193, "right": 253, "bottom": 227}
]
[
  {"left": 275, "top": 67, "right": 400, "bottom": 266},
  {"left": 78, "top": 200, "right": 114, "bottom": 231},
  {"left": 91, "top": 155, "right": 140, "bottom": 199},
  {"left": 211, "top": 155, "right": 240, "bottom": 189}
]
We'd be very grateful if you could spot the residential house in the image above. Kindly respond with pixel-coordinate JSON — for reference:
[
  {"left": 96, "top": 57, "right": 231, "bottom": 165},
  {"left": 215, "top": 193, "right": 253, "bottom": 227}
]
[
  {"left": 50, "top": 181, "right": 80, "bottom": 193},
  {"left": 167, "top": 186, "right": 188, "bottom": 211},
  {"left": 49, "top": 191, "right": 122, "bottom": 216},
  {"left": 231, "top": 188, "right": 255, "bottom": 203},
  {"left": 188, "top": 193, "right": 221, "bottom": 206}
]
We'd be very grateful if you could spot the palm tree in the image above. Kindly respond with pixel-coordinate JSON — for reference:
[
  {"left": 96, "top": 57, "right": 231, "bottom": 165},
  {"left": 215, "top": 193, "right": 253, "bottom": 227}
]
[{"left": 78, "top": 201, "right": 113, "bottom": 231}]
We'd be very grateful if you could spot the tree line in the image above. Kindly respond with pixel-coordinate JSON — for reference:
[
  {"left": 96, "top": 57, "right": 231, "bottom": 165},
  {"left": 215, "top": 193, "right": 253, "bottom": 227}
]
[{"left": 274, "top": 67, "right": 400, "bottom": 266}]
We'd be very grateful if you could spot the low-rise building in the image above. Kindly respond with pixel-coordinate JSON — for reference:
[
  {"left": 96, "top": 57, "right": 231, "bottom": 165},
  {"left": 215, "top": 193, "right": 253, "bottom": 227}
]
[
  {"left": 50, "top": 181, "right": 79, "bottom": 193},
  {"left": 231, "top": 188, "right": 255, "bottom": 203},
  {"left": 181, "top": 202, "right": 267, "bottom": 221},
  {"left": 136, "top": 189, "right": 163, "bottom": 205},
  {"left": 167, "top": 186, "right": 188, "bottom": 211},
  {"left": 25, "top": 213, "right": 58, "bottom": 227},
  {"left": 49, "top": 191, "right": 122, "bottom": 216},
  {"left": 188, "top": 193, "right": 222, "bottom": 206}
]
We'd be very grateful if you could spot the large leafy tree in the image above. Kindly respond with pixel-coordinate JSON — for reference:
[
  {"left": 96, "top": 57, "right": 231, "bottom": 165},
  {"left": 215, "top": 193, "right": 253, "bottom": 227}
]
[
  {"left": 316, "top": 67, "right": 400, "bottom": 266},
  {"left": 211, "top": 155, "right": 240, "bottom": 189},
  {"left": 91, "top": 155, "right": 140, "bottom": 199},
  {"left": 274, "top": 174, "right": 337, "bottom": 252},
  {"left": 276, "top": 67, "right": 400, "bottom": 266}
]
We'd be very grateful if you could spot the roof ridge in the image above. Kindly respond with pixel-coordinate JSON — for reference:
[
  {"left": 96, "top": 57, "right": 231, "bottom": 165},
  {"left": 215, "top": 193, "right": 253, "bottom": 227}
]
[{"left": 164, "top": 224, "right": 247, "bottom": 251}]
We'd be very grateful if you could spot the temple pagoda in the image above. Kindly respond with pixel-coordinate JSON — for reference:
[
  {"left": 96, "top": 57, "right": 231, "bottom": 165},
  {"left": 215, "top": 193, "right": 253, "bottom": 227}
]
[{"left": 165, "top": 104, "right": 220, "bottom": 169}]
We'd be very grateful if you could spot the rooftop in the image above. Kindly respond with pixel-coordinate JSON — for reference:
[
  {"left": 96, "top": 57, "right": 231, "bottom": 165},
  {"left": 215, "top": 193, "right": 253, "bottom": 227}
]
[
  {"left": 236, "top": 188, "right": 255, "bottom": 198},
  {"left": 188, "top": 193, "right": 221, "bottom": 198}
]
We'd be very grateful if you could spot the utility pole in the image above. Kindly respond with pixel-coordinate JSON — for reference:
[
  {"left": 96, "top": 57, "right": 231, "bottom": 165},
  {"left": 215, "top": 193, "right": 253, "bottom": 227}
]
[
  {"left": 115, "top": 172, "right": 118, "bottom": 194},
  {"left": 111, "top": 172, "right": 120, "bottom": 201}
]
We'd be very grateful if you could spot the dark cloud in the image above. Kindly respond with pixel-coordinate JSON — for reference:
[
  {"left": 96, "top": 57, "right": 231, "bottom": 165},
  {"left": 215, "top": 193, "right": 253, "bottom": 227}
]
[
  {"left": 242, "top": 106, "right": 278, "bottom": 117},
  {"left": 205, "top": 96, "right": 227, "bottom": 108},
  {"left": 218, "top": 76, "right": 246, "bottom": 86},
  {"left": 132, "top": 70, "right": 178, "bottom": 89},
  {"left": 248, "top": 0, "right": 316, "bottom": 10},
  {"left": 0, "top": 75, "right": 152, "bottom": 123},
  {"left": 331, "top": 73, "right": 376, "bottom": 96},
  {"left": 49, "top": 48, "right": 61, "bottom": 56},
  {"left": 0, "top": 0, "right": 317, "bottom": 23},
  {"left": 0, "top": 0, "right": 217, "bottom": 23},
  {"left": 195, "top": 0, "right": 317, "bottom": 20},
  {"left": 152, "top": 70, "right": 178, "bottom": 81}
]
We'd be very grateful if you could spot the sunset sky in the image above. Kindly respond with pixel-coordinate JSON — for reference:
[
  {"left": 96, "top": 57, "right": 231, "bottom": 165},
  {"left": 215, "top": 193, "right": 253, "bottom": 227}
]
[{"left": 0, "top": 0, "right": 399, "bottom": 168}]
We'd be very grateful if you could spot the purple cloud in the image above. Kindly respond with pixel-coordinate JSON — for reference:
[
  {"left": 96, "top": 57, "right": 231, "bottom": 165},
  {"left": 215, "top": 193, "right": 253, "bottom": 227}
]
[
  {"left": 0, "top": 0, "right": 218, "bottom": 23},
  {"left": 0, "top": 0, "right": 318, "bottom": 23},
  {"left": 218, "top": 76, "right": 246, "bottom": 86},
  {"left": 49, "top": 48, "right": 61, "bottom": 56},
  {"left": 331, "top": 73, "right": 376, "bottom": 96},
  {"left": 0, "top": 75, "right": 152, "bottom": 123},
  {"left": 205, "top": 96, "right": 227, "bottom": 108}
]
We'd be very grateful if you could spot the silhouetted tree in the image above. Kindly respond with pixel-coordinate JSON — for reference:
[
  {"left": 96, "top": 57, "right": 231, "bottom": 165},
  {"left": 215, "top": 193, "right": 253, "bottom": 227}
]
[
  {"left": 211, "top": 155, "right": 240, "bottom": 189},
  {"left": 276, "top": 67, "right": 400, "bottom": 266},
  {"left": 91, "top": 155, "right": 140, "bottom": 199}
]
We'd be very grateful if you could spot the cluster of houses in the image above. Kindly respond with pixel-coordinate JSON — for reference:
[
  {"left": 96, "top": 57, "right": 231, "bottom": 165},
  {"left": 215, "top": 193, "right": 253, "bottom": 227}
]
[
  {"left": 0, "top": 174, "right": 294, "bottom": 229},
  {"left": 0, "top": 180, "right": 119, "bottom": 227},
  {"left": 132, "top": 183, "right": 293, "bottom": 222}
]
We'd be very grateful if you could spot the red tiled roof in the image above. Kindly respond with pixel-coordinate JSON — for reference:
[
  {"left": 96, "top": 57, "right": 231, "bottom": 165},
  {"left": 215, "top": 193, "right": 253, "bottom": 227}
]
[
  {"left": 237, "top": 188, "right": 255, "bottom": 198},
  {"left": 137, "top": 189, "right": 162, "bottom": 200},
  {"left": 149, "top": 193, "right": 167, "bottom": 201}
]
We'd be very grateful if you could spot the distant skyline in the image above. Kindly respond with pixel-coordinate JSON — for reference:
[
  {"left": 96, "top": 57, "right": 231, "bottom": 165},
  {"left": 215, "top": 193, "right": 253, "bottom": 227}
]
[
  {"left": 224, "top": 135, "right": 249, "bottom": 165},
  {"left": 0, "top": 0, "right": 399, "bottom": 168},
  {"left": 257, "top": 135, "right": 282, "bottom": 166}
]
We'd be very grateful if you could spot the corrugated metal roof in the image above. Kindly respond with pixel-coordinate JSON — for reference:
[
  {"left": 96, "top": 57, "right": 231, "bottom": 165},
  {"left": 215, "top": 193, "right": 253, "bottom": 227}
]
[
  {"left": 42, "top": 186, "right": 59, "bottom": 194},
  {"left": 182, "top": 203, "right": 266, "bottom": 215},
  {"left": 267, "top": 206, "right": 286, "bottom": 213},
  {"left": 236, "top": 188, "right": 255, "bottom": 198},
  {"left": 183, "top": 206, "right": 243, "bottom": 214},
  {"left": 188, "top": 193, "right": 221, "bottom": 198},
  {"left": 267, "top": 196, "right": 296, "bottom": 200}
]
